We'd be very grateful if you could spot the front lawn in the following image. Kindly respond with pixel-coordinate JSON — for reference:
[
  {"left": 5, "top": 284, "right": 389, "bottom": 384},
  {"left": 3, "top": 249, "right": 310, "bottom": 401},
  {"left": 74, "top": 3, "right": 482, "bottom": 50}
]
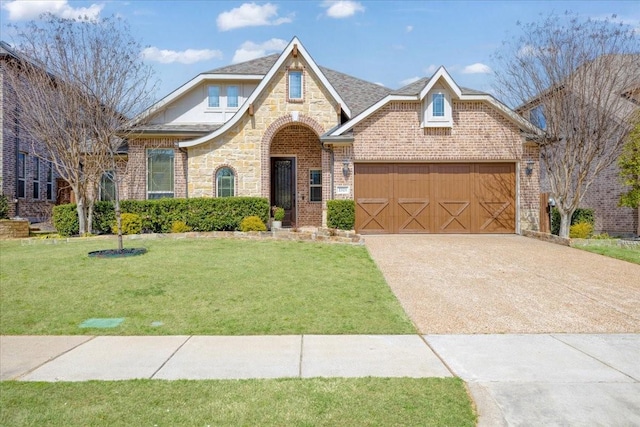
[
  {"left": 0, "top": 378, "right": 476, "bottom": 426},
  {"left": 572, "top": 240, "right": 640, "bottom": 265},
  {"left": 0, "top": 238, "right": 414, "bottom": 335}
]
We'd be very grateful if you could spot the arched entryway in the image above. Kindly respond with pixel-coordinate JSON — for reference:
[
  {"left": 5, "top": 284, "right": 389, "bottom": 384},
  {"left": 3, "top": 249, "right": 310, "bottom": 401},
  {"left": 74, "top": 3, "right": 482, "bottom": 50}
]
[{"left": 269, "top": 124, "right": 323, "bottom": 227}]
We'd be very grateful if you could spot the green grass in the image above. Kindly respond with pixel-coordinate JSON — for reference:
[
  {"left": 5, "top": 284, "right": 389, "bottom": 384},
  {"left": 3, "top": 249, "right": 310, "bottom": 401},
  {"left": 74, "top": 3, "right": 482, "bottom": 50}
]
[
  {"left": 0, "top": 378, "right": 476, "bottom": 426},
  {"left": 0, "top": 238, "right": 414, "bottom": 335},
  {"left": 573, "top": 241, "right": 640, "bottom": 265}
]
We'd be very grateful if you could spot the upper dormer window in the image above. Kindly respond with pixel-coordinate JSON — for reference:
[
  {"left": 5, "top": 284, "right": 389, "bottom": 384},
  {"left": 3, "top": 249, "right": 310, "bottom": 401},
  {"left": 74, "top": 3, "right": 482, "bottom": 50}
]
[
  {"left": 227, "top": 86, "right": 238, "bottom": 108},
  {"left": 423, "top": 89, "right": 452, "bottom": 127},
  {"left": 288, "top": 70, "right": 303, "bottom": 101},
  {"left": 432, "top": 93, "right": 445, "bottom": 117},
  {"left": 208, "top": 86, "right": 220, "bottom": 108},
  {"left": 208, "top": 85, "right": 242, "bottom": 110}
]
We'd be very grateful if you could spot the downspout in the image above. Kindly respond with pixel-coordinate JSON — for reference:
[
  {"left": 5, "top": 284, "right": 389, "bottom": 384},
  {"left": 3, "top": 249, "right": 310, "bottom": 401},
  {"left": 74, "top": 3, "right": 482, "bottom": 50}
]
[{"left": 14, "top": 104, "right": 19, "bottom": 217}]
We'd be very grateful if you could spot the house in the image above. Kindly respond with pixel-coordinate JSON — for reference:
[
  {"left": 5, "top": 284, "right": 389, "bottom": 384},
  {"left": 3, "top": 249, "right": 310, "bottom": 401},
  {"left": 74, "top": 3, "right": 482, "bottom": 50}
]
[
  {"left": 0, "top": 41, "right": 60, "bottom": 222},
  {"left": 124, "top": 37, "right": 541, "bottom": 234},
  {"left": 518, "top": 54, "right": 640, "bottom": 237}
]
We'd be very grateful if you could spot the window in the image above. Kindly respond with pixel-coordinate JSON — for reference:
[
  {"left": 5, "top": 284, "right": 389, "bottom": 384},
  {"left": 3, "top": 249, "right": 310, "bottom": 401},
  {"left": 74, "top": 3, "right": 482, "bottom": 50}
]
[
  {"left": 18, "top": 152, "right": 26, "bottom": 198},
  {"left": 288, "top": 70, "right": 302, "bottom": 100},
  {"left": 432, "top": 93, "right": 445, "bottom": 117},
  {"left": 32, "top": 157, "right": 40, "bottom": 199},
  {"left": 424, "top": 89, "right": 452, "bottom": 127},
  {"left": 46, "top": 161, "right": 54, "bottom": 200},
  {"left": 208, "top": 85, "right": 220, "bottom": 108},
  {"left": 147, "top": 149, "right": 174, "bottom": 199},
  {"left": 227, "top": 86, "right": 239, "bottom": 108},
  {"left": 100, "top": 171, "right": 116, "bottom": 201},
  {"left": 216, "top": 167, "right": 235, "bottom": 197},
  {"left": 530, "top": 105, "right": 546, "bottom": 130},
  {"left": 309, "top": 169, "right": 322, "bottom": 202}
]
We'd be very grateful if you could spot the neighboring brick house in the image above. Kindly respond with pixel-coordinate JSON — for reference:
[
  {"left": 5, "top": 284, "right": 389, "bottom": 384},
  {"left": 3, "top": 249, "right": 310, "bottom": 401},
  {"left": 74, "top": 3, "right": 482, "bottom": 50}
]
[
  {"left": 519, "top": 55, "right": 639, "bottom": 237},
  {"left": 0, "top": 41, "right": 59, "bottom": 221},
  {"left": 126, "top": 37, "right": 541, "bottom": 234}
]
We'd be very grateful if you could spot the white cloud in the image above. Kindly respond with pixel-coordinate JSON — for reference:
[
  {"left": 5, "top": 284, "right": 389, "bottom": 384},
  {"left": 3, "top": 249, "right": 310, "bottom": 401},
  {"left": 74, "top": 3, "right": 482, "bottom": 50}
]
[
  {"left": 406, "top": 25, "right": 413, "bottom": 33},
  {"left": 400, "top": 76, "right": 420, "bottom": 86},
  {"left": 322, "top": 1, "right": 364, "bottom": 19},
  {"left": 232, "top": 38, "right": 288, "bottom": 63},
  {"left": 2, "top": 0, "right": 103, "bottom": 21},
  {"left": 462, "top": 63, "right": 492, "bottom": 74},
  {"left": 141, "top": 47, "right": 222, "bottom": 64},
  {"left": 217, "top": 2, "right": 292, "bottom": 31}
]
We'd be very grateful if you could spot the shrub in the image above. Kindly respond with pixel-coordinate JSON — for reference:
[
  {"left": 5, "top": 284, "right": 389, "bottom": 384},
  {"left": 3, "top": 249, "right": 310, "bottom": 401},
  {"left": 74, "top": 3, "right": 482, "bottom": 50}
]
[
  {"left": 112, "top": 213, "right": 142, "bottom": 235},
  {"left": 0, "top": 194, "right": 9, "bottom": 219},
  {"left": 240, "top": 215, "right": 267, "bottom": 232},
  {"left": 273, "top": 207, "right": 285, "bottom": 221},
  {"left": 52, "top": 204, "right": 79, "bottom": 236},
  {"left": 551, "top": 208, "right": 595, "bottom": 235},
  {"left": 171, "top": 220, "right": 192, "bottom": 233},
  {"left": 327, "top": 199, "right": 355, "bottom": 230},
  {"left": 53, "top": 197, "right": 270, "bottom": 235},
  {"left": 569, "top": 221, "right": 594, "bottom": 239},
  {"left": 93, "top": 201, "right": 116, "bottom": 234}
]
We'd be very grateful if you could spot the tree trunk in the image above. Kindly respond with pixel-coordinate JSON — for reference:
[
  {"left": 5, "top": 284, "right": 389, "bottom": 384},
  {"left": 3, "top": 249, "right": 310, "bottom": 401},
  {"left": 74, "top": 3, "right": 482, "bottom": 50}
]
[
  {"left": 558, "top": 210, "right": 572, "bottom": 238},
  {"left": 87, "top": 199, "right": 95, "bottom": 235},
  {"left": 76, "top": 197, "right": 87, "bottom": 235}
]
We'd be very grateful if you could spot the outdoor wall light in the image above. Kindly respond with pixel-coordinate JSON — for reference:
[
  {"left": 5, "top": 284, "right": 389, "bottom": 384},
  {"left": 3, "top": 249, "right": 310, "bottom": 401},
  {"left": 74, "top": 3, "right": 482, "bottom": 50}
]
[
  {"left": 548, "top": 197, "right": 556, "bottom": 207},
  {"left": 525, "top": 160, "right": 534, "bottom": 176},
  {"left": 342, "top": 160, "right": 350, "bottom": 177}
]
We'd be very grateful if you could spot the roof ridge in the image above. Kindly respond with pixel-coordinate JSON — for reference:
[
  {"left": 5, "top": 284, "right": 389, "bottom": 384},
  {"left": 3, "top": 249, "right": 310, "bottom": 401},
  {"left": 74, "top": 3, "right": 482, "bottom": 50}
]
[{"left": 204, "top": 53, "right": 280, "bottom": 75}]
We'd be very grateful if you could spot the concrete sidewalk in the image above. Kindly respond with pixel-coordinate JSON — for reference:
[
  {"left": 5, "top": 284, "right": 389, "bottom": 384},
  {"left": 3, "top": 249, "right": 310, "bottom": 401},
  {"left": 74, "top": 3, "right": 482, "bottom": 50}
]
[
  {"left": 0, "top": 334, "right": 451, "bottom": 381},
  {"left": 1, "top": 334, "right": 639, "bottom": 426}
]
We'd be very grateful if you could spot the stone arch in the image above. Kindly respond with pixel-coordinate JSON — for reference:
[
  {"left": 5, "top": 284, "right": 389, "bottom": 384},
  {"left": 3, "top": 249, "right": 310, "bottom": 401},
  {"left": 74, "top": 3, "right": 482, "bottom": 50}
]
[
  {"left": 213, "top": 164, "right": 238, "bottom": 197},
  {"left": 260, "top": 114, "right": 325, "bottom": 198}
]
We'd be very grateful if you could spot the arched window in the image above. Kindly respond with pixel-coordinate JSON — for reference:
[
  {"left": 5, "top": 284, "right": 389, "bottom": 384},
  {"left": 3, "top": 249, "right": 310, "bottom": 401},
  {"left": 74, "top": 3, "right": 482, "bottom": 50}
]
[{"left": 216, "top": 167, "right": 235, "bottom": 197}]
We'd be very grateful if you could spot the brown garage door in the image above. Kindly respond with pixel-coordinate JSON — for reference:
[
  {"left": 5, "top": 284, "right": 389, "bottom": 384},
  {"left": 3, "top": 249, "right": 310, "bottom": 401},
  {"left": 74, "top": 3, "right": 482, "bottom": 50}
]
[{"left": 354, "top": 163, "right": 515, "bottom": 234}]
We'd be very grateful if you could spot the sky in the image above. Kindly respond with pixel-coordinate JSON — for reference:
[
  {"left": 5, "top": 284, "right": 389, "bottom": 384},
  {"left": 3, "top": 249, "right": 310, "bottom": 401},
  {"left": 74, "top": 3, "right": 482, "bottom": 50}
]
[{"left": 1, "top": 0, "right": 638, "bottom": 104}]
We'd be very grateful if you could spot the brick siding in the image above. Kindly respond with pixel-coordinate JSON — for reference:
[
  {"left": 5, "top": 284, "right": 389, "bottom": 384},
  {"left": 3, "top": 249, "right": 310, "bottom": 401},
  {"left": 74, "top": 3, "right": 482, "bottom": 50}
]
[
  {"left": 1, "top": 60, "right": 58, "bottom": 221},
  {"left": 348, "top": 100, "right": 541, "bottom": 231},
  {"left": 125, "top": 138, "right": 187, "bottom": 200},
  {"left": 270, "top": 124, "right": 323, "bottom": 226}
]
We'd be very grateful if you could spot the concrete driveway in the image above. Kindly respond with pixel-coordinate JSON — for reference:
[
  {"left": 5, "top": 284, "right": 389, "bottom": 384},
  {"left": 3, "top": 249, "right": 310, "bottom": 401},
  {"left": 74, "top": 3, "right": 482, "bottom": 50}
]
[
  {"left": 365, "top": 234, "right": 640, "bottom": 426},
  {"left": 364, "top": 234, "right": 640, "bottom": 334}
]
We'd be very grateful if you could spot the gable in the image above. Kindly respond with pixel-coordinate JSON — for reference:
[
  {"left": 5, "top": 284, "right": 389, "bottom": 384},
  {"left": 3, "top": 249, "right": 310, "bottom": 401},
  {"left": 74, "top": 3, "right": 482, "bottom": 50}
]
[
  {"left": 327, "top": 67, "right": 538, "bottom": 139},
  {"left": 177, "top": 37, "right": 351, "bottom": 148}
]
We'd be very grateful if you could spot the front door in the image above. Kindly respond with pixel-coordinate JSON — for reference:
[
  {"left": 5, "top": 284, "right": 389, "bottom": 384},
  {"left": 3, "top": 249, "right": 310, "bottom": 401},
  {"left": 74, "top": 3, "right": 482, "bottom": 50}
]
[{"left": 271, "top": 157, "right": 296, "bottom": 227}]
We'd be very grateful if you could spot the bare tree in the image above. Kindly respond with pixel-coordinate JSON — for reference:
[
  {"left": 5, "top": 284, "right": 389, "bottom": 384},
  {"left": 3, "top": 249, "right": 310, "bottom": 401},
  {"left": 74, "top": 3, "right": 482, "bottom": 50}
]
[
  {"left": 493, "top": 12, "right": 640, "bottom": 237},
  {"left": 5, "top": 13, "right": 157, "bottom": 244}
]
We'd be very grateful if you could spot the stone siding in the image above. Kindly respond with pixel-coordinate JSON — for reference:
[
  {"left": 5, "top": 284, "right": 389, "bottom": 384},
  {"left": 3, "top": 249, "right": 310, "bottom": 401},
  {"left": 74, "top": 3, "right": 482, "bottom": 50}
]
[
  {"left": 348, "top": 100, "right": 541, "bottom": 231},
  {"left": 187, "top": 54, "right": 340, "bottom": 227},
  {"left": 0, "top": 219, "right": 29, "bottom": 238}
]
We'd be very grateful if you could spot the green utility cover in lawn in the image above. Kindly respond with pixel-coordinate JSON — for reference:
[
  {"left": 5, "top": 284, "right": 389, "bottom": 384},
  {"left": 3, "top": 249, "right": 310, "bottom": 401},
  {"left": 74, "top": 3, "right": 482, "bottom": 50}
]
[{"left": 79, "top": 318, "right": 125, "bottom": 328}]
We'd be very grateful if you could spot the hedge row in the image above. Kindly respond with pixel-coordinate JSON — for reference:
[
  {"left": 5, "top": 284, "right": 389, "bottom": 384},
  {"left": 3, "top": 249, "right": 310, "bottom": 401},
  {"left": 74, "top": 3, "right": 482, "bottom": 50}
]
[
  {"left": 53, "top": 197, "right": 270, "bottom": 236},
  {"left": 327, "top": 199, "right": 355, "bottom": 230},
  {"left": 551, "top": 208, "right": 594, "bottom": 236}
]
